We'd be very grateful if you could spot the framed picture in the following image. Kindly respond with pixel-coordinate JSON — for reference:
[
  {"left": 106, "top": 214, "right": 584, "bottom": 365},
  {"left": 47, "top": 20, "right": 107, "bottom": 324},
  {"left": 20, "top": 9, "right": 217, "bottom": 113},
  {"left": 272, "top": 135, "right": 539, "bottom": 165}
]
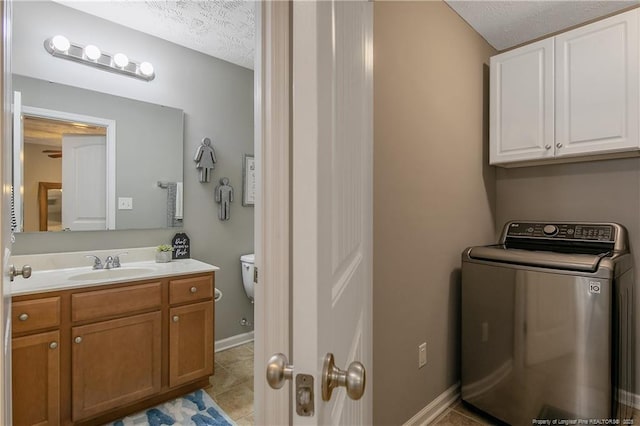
[{"left": 242, "top": 154, "right": 256, "bottom": 206}]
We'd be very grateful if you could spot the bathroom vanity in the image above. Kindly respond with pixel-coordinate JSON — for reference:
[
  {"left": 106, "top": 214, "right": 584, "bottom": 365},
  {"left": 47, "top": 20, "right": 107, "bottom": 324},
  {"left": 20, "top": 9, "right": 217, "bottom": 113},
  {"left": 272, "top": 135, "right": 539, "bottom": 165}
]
[{"left": 9, "top": 249, "right": 218, "bottom": 426}]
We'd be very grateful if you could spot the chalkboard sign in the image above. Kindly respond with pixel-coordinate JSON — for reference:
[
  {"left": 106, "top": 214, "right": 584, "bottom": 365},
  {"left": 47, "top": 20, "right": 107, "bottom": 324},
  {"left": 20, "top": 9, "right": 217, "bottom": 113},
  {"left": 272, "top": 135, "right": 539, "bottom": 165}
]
[{"left": 172, "top": 233, "right": 190, "bottom": 259}]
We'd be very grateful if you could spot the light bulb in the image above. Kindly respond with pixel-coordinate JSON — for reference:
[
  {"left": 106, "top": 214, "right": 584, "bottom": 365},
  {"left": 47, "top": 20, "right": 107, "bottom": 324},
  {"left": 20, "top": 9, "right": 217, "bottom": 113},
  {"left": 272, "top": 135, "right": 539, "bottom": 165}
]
[
  {"left": 113, "top": 53, "right": 129, "bottom": 68},
  {"left": 51, "top": 35, "right": 70, "bottom": 53},
  {"left": 139, "top": 61, "right": 154, "bottom": 77},
  {"left": 84, "top": 44, "right": 101, "bottom": 61}
]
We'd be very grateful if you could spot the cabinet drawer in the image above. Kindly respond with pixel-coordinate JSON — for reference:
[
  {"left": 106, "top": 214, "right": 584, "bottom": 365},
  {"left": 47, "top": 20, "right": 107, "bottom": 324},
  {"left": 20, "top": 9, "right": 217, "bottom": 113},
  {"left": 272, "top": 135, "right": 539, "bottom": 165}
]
[
  {"left": 169, "top": 275, "right": 213, "bottom": 305},
  {"left": 72, "top": 282, "right": 162, "bottom": 322},
  {"left": 12, "top": 297, "right": 60, "bottom": 334}
]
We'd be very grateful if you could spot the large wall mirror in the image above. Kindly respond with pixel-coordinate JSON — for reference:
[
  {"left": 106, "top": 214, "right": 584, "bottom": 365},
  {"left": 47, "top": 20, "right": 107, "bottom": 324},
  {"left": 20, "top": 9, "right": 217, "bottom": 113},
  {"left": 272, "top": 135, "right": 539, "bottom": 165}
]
[{"left": 12, "top": 1, "right": 185, "bottom": 233}]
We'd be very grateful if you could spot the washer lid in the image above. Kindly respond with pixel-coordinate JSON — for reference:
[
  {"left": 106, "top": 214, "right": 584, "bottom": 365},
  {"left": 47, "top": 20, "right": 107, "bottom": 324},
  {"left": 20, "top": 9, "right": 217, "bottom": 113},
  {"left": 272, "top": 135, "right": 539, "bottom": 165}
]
[
  {"left": 468, "top": 246, "right": 604, "bottom": 272},
  {"left": 240, "top": 254, "right": 255, "bottom": 263}
]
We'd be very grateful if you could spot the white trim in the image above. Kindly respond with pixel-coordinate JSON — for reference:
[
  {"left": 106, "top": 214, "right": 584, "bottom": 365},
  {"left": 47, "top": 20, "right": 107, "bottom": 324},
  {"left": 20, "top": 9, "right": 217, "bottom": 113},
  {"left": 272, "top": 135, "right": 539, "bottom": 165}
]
[
  {"left": 215, "top": 331, "right": 254, "bottom": 353},
  {"left": 12, "top": 91, "right": 21, "bottom": 232},
  {"left": 20, "top": 105, "right": 117, "bottom": 230},
  {"left": 403, "top": 382, "right": 460, "bottom": 426},
  {"left": 254, "top": 2, "right": 291, "bottom": 425},
  {"left": 618, "top": 389, "right": 640, "bottom": 410}
]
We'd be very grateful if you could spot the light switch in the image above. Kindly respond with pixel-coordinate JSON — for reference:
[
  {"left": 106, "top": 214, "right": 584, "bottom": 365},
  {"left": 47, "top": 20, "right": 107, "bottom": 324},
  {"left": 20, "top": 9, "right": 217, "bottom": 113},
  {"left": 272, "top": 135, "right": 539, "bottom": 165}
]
[{"left": 118, "top": 197, "right": 133, "bottom": 210}]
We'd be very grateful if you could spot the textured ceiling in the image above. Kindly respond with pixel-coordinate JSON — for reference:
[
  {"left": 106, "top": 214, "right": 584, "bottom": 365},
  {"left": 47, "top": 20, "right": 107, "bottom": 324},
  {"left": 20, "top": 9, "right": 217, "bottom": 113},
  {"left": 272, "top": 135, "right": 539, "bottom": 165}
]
[
  {"left": 445, "top": 0, "right": 639, "bottom": 51},
  {"left": 53, "top": 0, "right": 255, "bottom": 69}
]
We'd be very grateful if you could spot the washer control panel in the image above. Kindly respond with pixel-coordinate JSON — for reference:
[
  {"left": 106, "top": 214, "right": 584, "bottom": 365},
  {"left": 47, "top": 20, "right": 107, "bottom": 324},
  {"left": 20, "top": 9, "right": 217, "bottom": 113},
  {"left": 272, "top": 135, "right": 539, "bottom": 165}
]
[{"left": 506, "top": 222, "right": 614, "bottom": 242}]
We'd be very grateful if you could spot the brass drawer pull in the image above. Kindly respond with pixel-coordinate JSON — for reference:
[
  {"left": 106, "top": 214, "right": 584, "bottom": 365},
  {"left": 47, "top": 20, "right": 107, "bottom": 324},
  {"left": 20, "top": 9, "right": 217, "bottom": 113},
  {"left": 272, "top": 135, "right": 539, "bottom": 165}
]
[{"left": 190, "top": 286, "right": 197, "bottom": 293}]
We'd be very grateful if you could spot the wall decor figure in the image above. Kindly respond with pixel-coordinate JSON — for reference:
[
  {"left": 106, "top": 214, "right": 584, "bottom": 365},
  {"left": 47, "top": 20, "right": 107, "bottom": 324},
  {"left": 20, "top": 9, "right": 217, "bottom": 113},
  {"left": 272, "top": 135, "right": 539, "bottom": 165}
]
[
  {"left": 194, "top": 137, "right": 217, "bottom": 182},
  {"left": 215, "top": 177, "right": 234, "bottom": 221}
]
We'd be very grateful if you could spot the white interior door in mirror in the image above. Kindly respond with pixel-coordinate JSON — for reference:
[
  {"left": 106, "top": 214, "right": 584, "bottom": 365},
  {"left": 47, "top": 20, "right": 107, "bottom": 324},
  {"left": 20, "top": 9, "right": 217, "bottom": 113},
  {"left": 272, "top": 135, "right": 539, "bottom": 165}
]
[{"left": 62, "top": 135, "right": 107, "bottom": 231}]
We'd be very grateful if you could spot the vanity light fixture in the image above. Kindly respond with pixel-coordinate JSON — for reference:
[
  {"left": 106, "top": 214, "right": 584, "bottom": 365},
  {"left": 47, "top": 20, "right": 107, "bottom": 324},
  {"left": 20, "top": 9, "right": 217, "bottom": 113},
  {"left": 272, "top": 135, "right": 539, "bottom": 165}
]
[
  {"left": 44, "top": 35, "right": 155, "bottom": 82},
  {"left": 83, "top": 45, "right": 101, "bottom": 61}
]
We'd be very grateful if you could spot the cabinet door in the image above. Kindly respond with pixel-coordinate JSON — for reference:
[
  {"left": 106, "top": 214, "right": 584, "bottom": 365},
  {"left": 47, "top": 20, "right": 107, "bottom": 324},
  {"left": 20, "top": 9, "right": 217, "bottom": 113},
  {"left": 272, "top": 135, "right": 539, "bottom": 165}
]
[
  {"left": 169, "top": 301, "right": 214, "bottom": 387},
  {"left": 12, "top": 330, "right": 60, "bottom": 426},
  {"left": 555, "top": 10, "right": 639, "bottom": 157},
  {"left": 71, "top": 311, "right": 161, "bottom": 421},
  {"left": 490, "top": 38, "right": 554, "bottom": 165}
]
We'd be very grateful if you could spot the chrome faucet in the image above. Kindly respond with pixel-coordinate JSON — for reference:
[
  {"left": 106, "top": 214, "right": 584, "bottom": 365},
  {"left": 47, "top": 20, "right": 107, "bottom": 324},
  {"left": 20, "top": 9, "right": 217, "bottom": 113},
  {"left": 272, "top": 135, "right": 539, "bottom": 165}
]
[
  {"left": 85, "top": 255, "right": 103, "bottom": 270},
  {"left": 104, "top": 256, "right": 115, "bottom": 269},
  {"left": 85, "top": 252, "right": 128, "bottom": 269}
]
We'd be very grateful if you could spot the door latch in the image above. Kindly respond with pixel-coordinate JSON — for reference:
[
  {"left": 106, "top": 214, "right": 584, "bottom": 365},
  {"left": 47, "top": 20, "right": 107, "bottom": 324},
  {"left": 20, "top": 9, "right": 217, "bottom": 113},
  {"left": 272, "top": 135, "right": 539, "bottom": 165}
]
[{"left": 296, "top": 374, "right": 314, "bottom": 416}]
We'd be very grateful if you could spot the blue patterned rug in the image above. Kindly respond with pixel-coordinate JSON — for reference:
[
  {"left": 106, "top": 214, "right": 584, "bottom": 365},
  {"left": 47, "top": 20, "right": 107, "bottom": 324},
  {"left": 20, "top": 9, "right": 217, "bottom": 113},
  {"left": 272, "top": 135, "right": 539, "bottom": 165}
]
[{"left": 109, "top": 389, "right": 236, "bottom": 426}]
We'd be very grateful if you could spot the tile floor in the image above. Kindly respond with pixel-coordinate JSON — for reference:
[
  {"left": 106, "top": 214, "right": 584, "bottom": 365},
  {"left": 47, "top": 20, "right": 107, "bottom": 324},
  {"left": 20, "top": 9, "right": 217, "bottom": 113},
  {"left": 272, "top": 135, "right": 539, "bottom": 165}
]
[
  {"left": 205, "top": 345, "right": 640, "bottom": 426},
  {"left": 205, "top": 341, "right": 255, "bottom": 425}
]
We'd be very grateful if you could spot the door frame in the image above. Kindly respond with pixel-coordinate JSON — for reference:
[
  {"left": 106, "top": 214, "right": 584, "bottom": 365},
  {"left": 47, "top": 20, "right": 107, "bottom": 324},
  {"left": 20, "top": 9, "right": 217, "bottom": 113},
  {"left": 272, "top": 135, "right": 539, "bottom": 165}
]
[
  {"left": 254, "top": 1, "right": 291, "bottom": 424},
  {"left": 17, "top": 106, "right": 117, "bottom": 230}
]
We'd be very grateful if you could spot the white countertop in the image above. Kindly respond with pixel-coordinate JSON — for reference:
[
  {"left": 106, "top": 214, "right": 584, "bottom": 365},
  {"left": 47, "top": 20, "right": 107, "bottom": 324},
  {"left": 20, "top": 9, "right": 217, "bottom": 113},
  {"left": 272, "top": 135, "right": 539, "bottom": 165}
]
[{"left": 10, "top": 247, "right": 219, "bottom": 296}]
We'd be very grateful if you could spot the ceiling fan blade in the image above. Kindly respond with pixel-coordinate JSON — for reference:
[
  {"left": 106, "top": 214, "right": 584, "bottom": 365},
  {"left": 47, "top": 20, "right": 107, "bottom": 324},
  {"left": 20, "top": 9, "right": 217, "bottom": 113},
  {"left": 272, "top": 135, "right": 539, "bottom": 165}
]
[
  {"left": 48, "top": 154, "right": 62, "bottom": 158},
  {"left": 42, "top": 149, "right": 62, "bottom": 153}
]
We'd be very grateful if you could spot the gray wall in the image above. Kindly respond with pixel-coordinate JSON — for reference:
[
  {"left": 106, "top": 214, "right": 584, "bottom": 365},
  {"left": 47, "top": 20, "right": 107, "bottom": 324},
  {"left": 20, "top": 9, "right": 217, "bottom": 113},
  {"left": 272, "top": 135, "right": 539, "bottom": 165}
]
[
  {"left": 373, "top": 2, "right": 496, "bottom": 424},
  {"left": 495, "top": 158, "right": 640, "bottom": 392},
  {"left": 12, "top": 1, "right": 255, "bottom": 340},
  {"left": 15, "top": 75, "right": 183, "bottom": 230}
]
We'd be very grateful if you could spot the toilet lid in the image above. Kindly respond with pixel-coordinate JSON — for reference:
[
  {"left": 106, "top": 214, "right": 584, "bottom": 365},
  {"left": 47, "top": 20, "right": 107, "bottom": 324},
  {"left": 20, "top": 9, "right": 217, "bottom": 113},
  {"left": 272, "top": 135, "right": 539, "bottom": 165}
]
[{"left": 240, "top": 254, "right": 255, "bottom": 263}]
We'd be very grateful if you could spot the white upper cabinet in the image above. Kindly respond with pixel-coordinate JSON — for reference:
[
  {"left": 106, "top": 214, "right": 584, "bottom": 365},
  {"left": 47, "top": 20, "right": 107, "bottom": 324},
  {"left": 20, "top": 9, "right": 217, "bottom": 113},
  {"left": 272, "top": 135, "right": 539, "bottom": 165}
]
[
  {"left": 555, "top": 11, "right": 639, "bottom": 157},
  {"left": 490, "top": 39, "right": 554, "bottom": 164},
  {"left": 490, "top": 9, "right": 640, "bottom": 167}
]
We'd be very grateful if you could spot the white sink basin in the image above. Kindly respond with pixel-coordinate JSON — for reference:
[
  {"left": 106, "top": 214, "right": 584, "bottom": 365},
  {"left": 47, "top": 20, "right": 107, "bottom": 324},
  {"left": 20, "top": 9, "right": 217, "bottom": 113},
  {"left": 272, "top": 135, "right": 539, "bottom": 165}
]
[{"left": 68, "top": 267, "right": 157, "bottom": 281}]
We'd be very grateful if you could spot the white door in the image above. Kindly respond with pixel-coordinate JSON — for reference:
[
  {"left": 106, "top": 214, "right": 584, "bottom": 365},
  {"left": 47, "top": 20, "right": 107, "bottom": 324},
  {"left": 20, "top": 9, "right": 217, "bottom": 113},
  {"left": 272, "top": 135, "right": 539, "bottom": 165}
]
[
  {"left": 555, "top": 9, "right": 639, "bottom": 157},
  {"left": 61, "top": 135, "right": 107, "bottom": 231},
  {"left": 490, "top": 38, "right": 554, "bottom": 165},
  {"left": 291, "top": 1, "right": 372, "bottom": 424},
  {"left": 1, "top": 1, "right": 13, "bottom": 422}
]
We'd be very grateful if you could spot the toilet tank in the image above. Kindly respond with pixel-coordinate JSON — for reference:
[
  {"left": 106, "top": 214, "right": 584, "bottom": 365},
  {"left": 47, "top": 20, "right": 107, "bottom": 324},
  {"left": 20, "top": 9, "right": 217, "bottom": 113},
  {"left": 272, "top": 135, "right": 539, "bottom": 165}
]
[{"left": 240, "top": 254, "right": 255, "bottom": 301}]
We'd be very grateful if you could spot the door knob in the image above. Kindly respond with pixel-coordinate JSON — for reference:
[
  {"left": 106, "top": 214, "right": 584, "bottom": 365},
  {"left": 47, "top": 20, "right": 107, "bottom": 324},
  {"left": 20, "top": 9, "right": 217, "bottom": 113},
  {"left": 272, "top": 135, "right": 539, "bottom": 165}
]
[
  {"left": 9, "top": 264, "right": 32, "bottom": 282},
  {"left": 545, "top": 144, "right": 551, "bottom": 150},
  {"left": 556, "top": 143, "right": 563, "bottom": 148},
  {"left": 322, "top": 353, "right": 365, "bottom": 401},
  {"left": 266, "top": 353, "right": 294, "bottom": 389}
]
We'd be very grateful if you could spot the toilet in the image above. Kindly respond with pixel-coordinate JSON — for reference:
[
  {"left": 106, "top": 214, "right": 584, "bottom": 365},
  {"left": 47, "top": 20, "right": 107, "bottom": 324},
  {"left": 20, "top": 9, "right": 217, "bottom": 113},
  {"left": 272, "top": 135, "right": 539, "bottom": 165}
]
[{"left": 240, "top": 254, "right": 255, "bottom": 302}]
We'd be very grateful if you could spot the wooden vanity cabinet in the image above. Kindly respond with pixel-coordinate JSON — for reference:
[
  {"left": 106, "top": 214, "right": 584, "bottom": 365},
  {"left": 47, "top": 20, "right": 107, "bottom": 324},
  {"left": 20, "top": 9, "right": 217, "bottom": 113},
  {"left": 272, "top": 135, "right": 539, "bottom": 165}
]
[
  {"left": 71, "top": 312, "right": 162, "bottom": 421},
  {"left": 11, "top": 271, "right": 215, "bottom": 426},
  {"left": 11, "top": 296, "right": 61, "bottom": 426},
  {"left": 169, "top": 275, "right": 215, "bottom": 387},
  {"left": 12, "top": 330, "right": 60, "bottom": 426}
]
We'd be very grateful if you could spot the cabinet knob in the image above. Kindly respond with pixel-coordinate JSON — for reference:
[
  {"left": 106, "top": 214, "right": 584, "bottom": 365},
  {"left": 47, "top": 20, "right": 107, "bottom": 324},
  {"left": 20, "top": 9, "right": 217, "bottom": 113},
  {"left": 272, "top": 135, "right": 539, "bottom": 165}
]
[
  {"left": 190, "top": 286, "right": 197, "bottom": 294},
  {"left": 172, "top": 315, "right": 180, "bottom": 323},
  {"left": 49, "top": 341, "right": 58, "bottom": 349},
  {"left": 556, "top": 143, "right": 563, "bottom": 148},
  {"left": 74, "top": 336, "right": 83, "bottom": 344},
  {"left": 545, "top": 144, "right": 551, "bottom": 150},
  {"left": 18, "top": 313, "right": 29, "bottom": 321}
]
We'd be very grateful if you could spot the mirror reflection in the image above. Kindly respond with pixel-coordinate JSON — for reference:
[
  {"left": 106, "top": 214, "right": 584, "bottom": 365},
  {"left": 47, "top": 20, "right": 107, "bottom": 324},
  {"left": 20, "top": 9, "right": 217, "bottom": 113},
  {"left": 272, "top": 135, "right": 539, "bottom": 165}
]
[{"left": 13, "top": 76, "right": 184, "bottom": 232}]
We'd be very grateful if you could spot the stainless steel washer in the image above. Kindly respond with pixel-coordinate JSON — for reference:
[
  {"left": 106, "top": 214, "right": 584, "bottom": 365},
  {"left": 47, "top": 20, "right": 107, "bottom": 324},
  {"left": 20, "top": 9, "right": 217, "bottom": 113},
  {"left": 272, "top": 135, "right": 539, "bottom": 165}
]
[{"left": 461, "top": 221, "right": 634, "bottom": 424}]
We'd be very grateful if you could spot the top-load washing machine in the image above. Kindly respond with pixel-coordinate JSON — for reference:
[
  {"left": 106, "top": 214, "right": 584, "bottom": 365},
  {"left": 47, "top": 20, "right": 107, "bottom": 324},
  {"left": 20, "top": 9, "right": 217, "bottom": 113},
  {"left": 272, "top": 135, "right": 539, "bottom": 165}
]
[{"left": 461, "top": 221, "right": 634, "bottom": 424}]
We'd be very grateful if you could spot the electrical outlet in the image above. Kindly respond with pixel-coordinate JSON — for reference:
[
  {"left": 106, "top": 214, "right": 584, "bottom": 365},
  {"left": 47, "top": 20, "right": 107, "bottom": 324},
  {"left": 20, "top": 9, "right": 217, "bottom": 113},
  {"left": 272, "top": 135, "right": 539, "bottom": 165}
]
[
  {"left": 482, "top": 322, "right": 489, "bottom": 343},
  {"left": 418, "top": 342, "right": 427, "bottom": 368},
  {"left": 118, "top": 197, "right": 133, "bottom": 210}
]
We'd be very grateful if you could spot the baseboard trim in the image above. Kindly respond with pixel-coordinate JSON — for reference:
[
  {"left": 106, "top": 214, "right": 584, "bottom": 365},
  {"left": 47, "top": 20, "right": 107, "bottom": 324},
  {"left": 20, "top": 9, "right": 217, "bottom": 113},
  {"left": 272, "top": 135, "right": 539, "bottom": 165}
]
[
  {"left": 215, "top": 331, "right": 255, "bottom": 352},
  {"left": 618, "top": 389, "right": 640, "bottom": 410},
  {"left": 403, "top": 382, "right": 460, "bottom": 426}
]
